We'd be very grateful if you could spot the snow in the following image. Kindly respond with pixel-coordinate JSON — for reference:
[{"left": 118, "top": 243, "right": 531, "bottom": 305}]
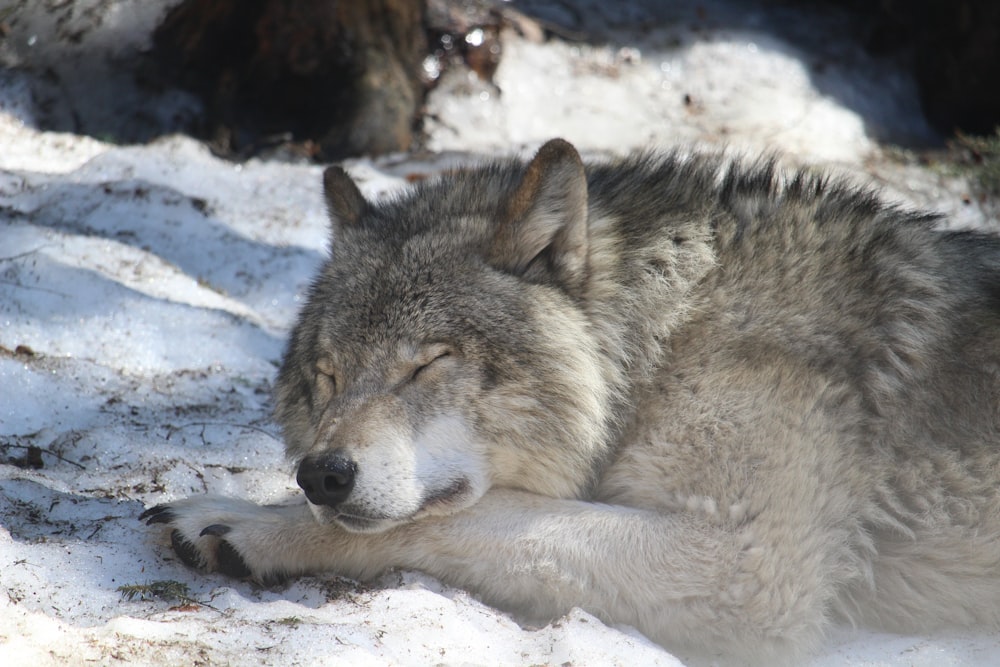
[
  {"left": 1, "top": 1, "right": 998, "bottom": 665},
  {"left": 426, "top": 28, "right": 877, "bottom": 162}
]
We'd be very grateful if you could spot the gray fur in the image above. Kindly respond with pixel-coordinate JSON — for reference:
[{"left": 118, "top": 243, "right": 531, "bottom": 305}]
[{"left": 144, "top": 140, "right": 1000, "bottom": 665}]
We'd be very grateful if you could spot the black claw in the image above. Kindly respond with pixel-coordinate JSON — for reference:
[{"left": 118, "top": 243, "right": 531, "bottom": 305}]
[
  {"left": 259, "top": 571, "right": 287, "bottom": 588},
  {"left": 216, "top": 540, "right": 252, "bottom": 579},
  {"left": 170, "top": 529, "right": 207, "bottom": 570},
  {"left": 200, "top": 524, "right": 232, "bottom": 537},
  {"left": 139, "top": 504, "right": 176, "bottom": 525}
]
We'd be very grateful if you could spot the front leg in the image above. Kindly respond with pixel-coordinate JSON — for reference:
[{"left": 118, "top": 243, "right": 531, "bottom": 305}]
[
  {"left": 142, "top": 488, "right": 836, "bottom": 661},
  {"left": 140, "top": 495, "right": 383, "bottom": 585}
]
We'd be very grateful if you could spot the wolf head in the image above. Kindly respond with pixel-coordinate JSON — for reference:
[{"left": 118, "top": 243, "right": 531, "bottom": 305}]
[{"left": 275, "top": 140, "right": 618, "bottom": 533}]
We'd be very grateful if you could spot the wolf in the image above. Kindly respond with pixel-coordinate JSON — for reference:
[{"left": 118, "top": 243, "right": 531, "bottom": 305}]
[{"left": 142, "top": 138, "right": 1000, "bottom": 664}]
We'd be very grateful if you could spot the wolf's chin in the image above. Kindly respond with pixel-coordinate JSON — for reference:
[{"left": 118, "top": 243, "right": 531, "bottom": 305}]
[
  {"left": 306, "top": 502, "right": 403, "bottom": 533},
  {"left": 333, "top": 514, "right": 402, "bottom": 534}
]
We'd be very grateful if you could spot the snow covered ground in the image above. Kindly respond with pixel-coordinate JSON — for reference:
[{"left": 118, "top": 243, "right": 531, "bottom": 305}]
[{"left": 2, "top": 2, "right": 999, "bottom": 665}]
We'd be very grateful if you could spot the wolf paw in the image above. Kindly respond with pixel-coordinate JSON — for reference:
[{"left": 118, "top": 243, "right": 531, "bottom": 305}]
[{"left": 140, "top": 496, "right": 298, "bottom": 585}]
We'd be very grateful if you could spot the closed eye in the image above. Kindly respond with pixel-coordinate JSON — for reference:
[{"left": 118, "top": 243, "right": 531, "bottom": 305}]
[
  {"left": 316, "top": 369, "right": 336, "bottom": 388},
  {"left": 412, "top": 349, "right": 451, "bottom": 381},
  {"left": 315, "top": 357, "right": 339, "bottom": 397}
]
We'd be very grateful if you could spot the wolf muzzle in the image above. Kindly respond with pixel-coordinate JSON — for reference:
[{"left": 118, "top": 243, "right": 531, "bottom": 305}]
[{"left": 296, "top": 450, "right": 357, "bottom": 507}]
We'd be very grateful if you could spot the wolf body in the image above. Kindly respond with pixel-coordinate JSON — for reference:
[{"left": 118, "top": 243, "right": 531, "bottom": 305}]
[{"left": 143, "top": 139, "right": 1000, "bottom": 664}]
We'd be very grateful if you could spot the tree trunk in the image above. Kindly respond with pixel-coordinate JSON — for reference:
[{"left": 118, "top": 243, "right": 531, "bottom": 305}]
[{"left": 150, "top": 0, "right": 427, "bottom": 158}]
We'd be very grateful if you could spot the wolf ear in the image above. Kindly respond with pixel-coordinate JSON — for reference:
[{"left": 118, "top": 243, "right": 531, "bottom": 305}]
[
  {"left": 489, "top": 138, "right": 589, "bottom": 294},
  {"left": 323, "top": 166, "right": 367, "bottom": 230}
]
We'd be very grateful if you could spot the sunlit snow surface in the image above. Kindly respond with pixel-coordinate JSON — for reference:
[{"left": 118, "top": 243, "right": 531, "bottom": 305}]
[{"left": 1, "top": 1, "right": 999, "bottom": 665}]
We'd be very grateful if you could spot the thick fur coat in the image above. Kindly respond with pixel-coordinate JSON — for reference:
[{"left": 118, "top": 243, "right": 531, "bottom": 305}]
[{"left": 143, "top": 139, "right": 1000, "bottom": 664}]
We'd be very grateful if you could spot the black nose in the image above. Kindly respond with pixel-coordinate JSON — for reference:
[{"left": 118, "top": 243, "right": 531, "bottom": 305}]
[{"left": 296, "top": 449, "right": 357, "bottom": 507}]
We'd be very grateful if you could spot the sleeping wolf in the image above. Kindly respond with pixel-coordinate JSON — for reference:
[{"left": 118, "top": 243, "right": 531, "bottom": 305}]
[{"left": 142, "top": 139, "right": 1000, "bottom": 664}]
